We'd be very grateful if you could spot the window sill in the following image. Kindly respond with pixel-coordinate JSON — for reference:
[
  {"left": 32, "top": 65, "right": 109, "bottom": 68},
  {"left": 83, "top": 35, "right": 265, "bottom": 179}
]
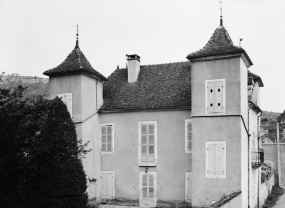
[
  {"left": 101, "top": 152, "right": 114, "bottom": 154},
  {"left": 139, "top": 163, "right": 157, "bottom": 167}
]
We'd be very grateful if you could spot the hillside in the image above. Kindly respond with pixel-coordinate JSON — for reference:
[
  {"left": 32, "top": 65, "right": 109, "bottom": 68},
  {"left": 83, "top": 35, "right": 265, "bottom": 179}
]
[
  {"left": 261, "top": 111, "right": 281, "bottom": 122},
  {"left": 0, "top": 81, "right": 49, "bottom": 99}
]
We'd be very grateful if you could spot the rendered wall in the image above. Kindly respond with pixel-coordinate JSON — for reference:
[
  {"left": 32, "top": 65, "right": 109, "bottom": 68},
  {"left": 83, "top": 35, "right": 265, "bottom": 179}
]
[
  {"left": 99, "top": 110, "right": 192, "bottom": 205},
  {"left": 192, "top": 116, "right": 242, "bottom": 207}
]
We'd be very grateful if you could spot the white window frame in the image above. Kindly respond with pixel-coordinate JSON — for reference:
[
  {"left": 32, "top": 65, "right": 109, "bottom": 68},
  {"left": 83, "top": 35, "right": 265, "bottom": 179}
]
[
  {"left": 58, "top": 93, "right": 72, "bottom": 117},
  {"left": 100, "top": 171, "right": 115, "bottom": 199},
  {"left": 100, "top": 123, "right": 115, "bottom": 154},
  {"left": 185, "top": 119, "right": 192, "bottom": 153},
  {"left": 138, "top": 121, "right": 157, "bottom": 167},
  {"left": 205, "top": 141, "right": 226, "bottom": 178},
  {"left": 139, "top": 172, "right": 157, "bottom": 207},
  {"left": 205, "top": 78, "right": 226, "bottom": 115},
  {"left": 185, "top": 172, "right": 192, "bottom": 202}
]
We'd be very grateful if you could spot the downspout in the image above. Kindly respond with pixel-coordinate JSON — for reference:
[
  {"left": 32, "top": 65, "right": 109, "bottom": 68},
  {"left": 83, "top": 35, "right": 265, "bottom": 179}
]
[
  {"left": 257, "top": 112, "right": 262, "bottom": 208},
  {"left": 247, "top": 108, "right": 248, "bottom": 208}
]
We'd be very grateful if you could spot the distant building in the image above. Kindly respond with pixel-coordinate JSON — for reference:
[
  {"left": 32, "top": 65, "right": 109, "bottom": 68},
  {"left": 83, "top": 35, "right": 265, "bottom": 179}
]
[{"left": 0, "top": 74, "right": 48, "bottom": 84}]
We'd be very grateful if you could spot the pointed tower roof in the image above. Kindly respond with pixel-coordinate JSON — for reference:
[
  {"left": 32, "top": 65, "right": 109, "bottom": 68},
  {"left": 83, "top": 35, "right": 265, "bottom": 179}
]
[
  {"left": 43, "top": 27, "right": 107, "bottom": 81},
  {"left": 186, "top": 25, "right": 253, "bottom": 66}
]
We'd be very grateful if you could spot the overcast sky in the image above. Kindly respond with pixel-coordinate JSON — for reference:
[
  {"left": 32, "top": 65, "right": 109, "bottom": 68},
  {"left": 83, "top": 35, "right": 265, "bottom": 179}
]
[{"left": 0, "top": 0, "right": 284, "bottom": 112}]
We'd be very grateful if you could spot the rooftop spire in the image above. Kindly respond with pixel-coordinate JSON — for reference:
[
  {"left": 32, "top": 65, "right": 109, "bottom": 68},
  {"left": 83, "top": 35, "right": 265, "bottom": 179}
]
[
  {"left": 219, "top": 0, "right": 223, "bottom": 26},
  {"left": 75, "top": 25, "right": 79, "bottom": 49}
]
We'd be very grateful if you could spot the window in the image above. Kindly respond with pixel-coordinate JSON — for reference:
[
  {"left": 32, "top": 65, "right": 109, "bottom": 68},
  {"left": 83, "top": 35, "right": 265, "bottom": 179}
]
[
  {"left": 185, "top": 119, "right": 192, "bottom": 153},
  {"left": 58, "top": 93, "right": 72, "bottom": 116},
  {"left": 185, "top": 173, "right": 192, "bottom": 202},
  {"left": 206, "top": 141, "right": 226, "bottom": 178},
  {"left": 100, "top": 124, "right": 114, "bottom": 154},
  {"left": 101, "top": 171, "right": 115, "bottom": 199},
  {"left": 140, "top": 172, "right": 156, "bottom": 207},
  {"left": 205, "top": 79, "right": 225, "bottom": 114},
  {"left": 139, "top": 122, "right": 157, "bottom": 166}
]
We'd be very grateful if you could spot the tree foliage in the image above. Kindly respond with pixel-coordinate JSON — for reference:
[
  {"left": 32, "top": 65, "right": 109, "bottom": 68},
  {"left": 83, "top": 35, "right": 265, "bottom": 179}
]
[{"left": 0, "top": 86, "right": 88, "bottom": 208}]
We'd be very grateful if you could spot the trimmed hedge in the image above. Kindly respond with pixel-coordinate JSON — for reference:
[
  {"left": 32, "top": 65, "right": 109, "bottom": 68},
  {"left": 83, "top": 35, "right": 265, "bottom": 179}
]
[{"left": 0, "top": 86, "right": 88, "bottom": 208}]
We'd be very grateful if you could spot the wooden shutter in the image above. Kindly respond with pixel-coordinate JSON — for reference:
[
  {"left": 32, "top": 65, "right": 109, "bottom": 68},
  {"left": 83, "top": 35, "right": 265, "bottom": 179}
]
[
  {"left": 206, "top": 143, "right": 216, "bottom": 177},
  {"left": 107, "top": 126, "right": 113, "bottom": 152},
  {"left": 186, "top": 173, "right": 192, "bottom": 202},
  {"left": 58, "top": 93, "right": 72, "bottom": 116},
  {"left": 215, "top": 143, "right": 226, "bottom": 176},
  {"left": 215, "top": 81, "right": 224, "bottom": 112},
  {"left": 101, "top": 172, "right": 114, "bottom": 199},
  {"left": 206, "top": 142, "right": 226, "bottom": 178},
  {"left": 101, "top": 126, "right": 107, "bottom": 152},
  {"left": 148, "top": 124, "right": 155, "bottom": 163},
  {"left": 207, "top": 82, "right": 215, "bottom": 113},
  {"left": 141, "top": 124, "right": 148, "bottom": 163},
  {"left": 140, "top": 122, "right": 156, "bottom": 165},
  {"left": 140, "top": 173, "right": 156, "bottom": 207},
  {"left": 186, "top": 121, "right": 192, "bottom": 152}
]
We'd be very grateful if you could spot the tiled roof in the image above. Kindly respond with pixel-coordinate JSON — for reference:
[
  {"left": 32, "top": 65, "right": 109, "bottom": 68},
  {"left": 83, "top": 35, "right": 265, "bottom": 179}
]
[
  {"left": 43, "top": 45, "right": 107, "bottom": 81},
  {"left": 248, "top": 71, "right": 264, "bottom": 87},
  {"left": 187, "top": 26, "right": 252, "bottom": 65},
  {"left": 100, "top": 62, "right": 191, "bottom": 111}
]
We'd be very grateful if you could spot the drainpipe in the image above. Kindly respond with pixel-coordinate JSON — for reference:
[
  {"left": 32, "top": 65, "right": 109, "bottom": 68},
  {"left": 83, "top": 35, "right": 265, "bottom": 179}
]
[
  {"left": 248, "top": 108, "right": 250, "bottom": 208},
  {"left": 257, "top": 112, "right": 262, "bottom": 208}
]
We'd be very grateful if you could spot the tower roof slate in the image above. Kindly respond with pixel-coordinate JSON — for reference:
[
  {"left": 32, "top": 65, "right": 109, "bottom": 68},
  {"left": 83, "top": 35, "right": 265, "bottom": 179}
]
[{"left": 186, "top": 26, "right": 253, "bottom": 66}]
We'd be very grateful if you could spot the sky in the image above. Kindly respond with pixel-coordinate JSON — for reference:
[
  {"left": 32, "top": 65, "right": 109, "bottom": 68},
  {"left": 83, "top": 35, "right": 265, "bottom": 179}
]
[{"left": 0, "top": 0, "right": 285, "bottom": 112}]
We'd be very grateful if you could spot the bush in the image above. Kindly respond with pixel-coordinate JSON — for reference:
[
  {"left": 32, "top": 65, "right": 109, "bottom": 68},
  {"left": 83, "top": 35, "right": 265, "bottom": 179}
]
[
  {"left": 261, "top": 160, "right": 274, "bottom": 184},
  {"left": 0, "top": 86, "right": 88, "bottom": 208}
]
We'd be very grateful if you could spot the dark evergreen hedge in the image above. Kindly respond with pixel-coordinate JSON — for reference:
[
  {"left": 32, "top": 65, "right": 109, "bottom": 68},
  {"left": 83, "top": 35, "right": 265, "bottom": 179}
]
[{"left": 0, "top": 86, "right": 88, "bottom": 208}]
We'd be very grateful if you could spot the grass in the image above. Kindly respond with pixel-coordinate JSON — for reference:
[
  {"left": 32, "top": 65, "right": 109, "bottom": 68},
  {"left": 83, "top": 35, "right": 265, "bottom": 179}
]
[{"left": 262, "top": 186, "right": 284, "bottom": 208}]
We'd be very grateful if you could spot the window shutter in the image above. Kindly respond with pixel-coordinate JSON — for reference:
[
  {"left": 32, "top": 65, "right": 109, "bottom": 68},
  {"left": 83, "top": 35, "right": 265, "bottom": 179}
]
[
  {"left": 207, "top": 143, "right": 215, "bottom": 177},
  {"left": 148, "top": 174, "right": 155, "bottom": 205},
  {"left": 107, "top": 126, "right": 112, "bottom": 152},
  {"left": 141, "top": 124, "right": 148, "bottom": 162},
  {"left": 207, "top": 82, "right": 215, "bottom": 113},
  {"left": 215, "top": 81, "right": 223, "bottom": 112},
  {"left": 186, "top": 173, "right": 192, "bottom": 202},
  {"left": 148, "top": 124, "right": 155, "bottom": 163},
  {"left": 101, "top": 172, "right": 114, "bottom": 198},
  {"left": 215, "top": 143, "right": 226, "bottom": 176},
  {"left": 141, "top": 174, "right": 148, "bottom": 205},
  {"left": 101, "top": 126, "right": 107, "bottom": 152},
  {"left": 187, "top": 121, "right": 192, "bottom": 152}
]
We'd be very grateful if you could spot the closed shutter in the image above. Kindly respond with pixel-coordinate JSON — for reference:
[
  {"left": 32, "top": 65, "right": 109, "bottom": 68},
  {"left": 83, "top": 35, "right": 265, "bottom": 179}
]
[
  {"left": 186, "top": 173, "right": 192, "bottom": 202},
  {"left": 215, "top": 81, "right": 224, "bottom": 112},
  {"left": 140, "top": 122, "right": 156, "bottom": 165},
  {"left": 101, "top": 172, "right": 114, "bottom": 199},
  {"left": 101, "top": 126, "right": 107, "bottom": 152},
  {"left": 141, "top": 124, "right": 148, "bottom": 162},
  {"left": 215, "top": 143, "right": 225, "bottom": 176},
  {"left": 207, "top": 82, "right": 215, "bottom": 113},
  {"left": 58, "top": 93, "right": 72, "bottom": 116},
  {"left": 140, "top": 173, "right": 156, "bottom": 207},
  {"left": 186, "top": 121, "right": 192, "bottom": 152},
  {"left": 206, "top": 142, "right": 226, "bottom": 178},
  {"left": 101, "top": 124, "right": 114, "bottom": 153}
]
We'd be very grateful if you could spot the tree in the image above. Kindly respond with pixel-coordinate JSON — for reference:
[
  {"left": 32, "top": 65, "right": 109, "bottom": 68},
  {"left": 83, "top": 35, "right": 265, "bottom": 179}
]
[{"left": 0, "top": 86, "right": 88, "bottom": 208}]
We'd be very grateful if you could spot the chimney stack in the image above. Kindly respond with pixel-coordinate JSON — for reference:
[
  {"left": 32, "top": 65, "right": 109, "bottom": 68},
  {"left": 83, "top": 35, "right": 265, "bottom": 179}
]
[{"left": 126, "top": 54, "right": 140, "bottom": 83}]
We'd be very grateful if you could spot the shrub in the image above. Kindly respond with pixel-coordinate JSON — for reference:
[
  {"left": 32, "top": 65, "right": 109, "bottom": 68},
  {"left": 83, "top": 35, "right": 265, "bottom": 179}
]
[{"left": 261, "top": 160, "right": 274, "bottom": 184}]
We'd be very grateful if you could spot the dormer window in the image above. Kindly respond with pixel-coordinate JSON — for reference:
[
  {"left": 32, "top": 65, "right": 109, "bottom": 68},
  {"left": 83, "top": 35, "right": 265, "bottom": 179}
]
[{"left": 205, "top": 79, "right": 225, "bottom": 114}]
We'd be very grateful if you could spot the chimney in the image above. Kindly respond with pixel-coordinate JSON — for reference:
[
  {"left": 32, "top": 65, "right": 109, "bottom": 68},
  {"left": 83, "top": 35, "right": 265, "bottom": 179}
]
[{"left": 126, "top": 54, "right": 140, "bottom": 83}]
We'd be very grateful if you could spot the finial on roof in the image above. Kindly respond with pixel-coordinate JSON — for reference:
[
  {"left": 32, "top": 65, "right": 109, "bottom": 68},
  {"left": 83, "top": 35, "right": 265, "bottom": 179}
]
[
  {"left": 219, "top": 0, "right": 223, "bottom": 26},
  {"left": 239, "top": 38, "right": 243, "bottom": 47},
  {"left": 75, "top": 25, "right": 79, "bottom": 49}
]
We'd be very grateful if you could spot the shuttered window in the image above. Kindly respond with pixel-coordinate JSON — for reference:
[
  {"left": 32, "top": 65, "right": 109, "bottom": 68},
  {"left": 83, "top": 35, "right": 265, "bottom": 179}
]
[
  {"left": 58, "top": 93, "right": 72, "bottom": 117},
  {"left": 206, "top": 79, "right": 225, "bottom": 114},
  {"left": 185, "top": 173, "right": 192, "bottom": 202},
  {"left": 140, "top": 172, "right": 156, "bottom": 207},
  {"left": 206, "top": 141, "right": 226, "bottom": 178},
  {"left": 139, "top": 122, "right": 157, "bottom": 166},
  {"left": 101, "top": 172, "right": 115, "bottom": 199},
  {"left": 100, "top": 124, "right": 114, "bottom": 154},
  {"left": 185, "top": 119, "right": 192, "bottom": 153}
]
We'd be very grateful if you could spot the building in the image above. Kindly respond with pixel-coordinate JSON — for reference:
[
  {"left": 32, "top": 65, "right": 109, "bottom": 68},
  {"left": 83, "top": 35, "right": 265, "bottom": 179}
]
[{"left": 43, "top": 18, "right": 265, "bottom": 207}]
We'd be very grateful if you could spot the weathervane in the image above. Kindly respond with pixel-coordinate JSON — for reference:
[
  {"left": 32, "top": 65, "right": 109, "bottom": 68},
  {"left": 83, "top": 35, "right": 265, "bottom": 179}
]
[{"left": 219, "top": 0, "right": 223, "bottom": 26}]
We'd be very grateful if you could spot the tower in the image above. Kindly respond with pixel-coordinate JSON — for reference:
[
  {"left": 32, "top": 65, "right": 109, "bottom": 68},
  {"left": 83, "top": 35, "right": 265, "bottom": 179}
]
[
  {"left": 187, "top": 18, "right": 252, "bottom": 207},
  {"left": 43, "top": 26, "right": 107, "bottom": 200}
]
